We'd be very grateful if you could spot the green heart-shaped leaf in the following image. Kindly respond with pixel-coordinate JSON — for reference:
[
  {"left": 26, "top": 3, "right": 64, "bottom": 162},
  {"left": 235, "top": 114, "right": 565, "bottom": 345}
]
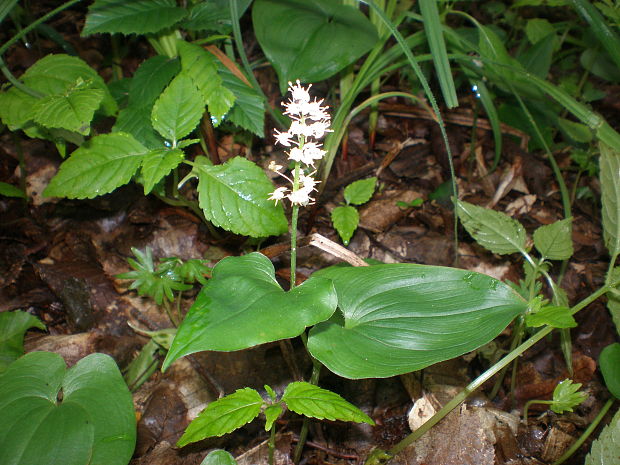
[
  {"left": 0, "top": 351, "right": 136, "bottom": 465},
  {"left": 253, "top": 0, "right": 378, "bottom": 92},
  {"left": 308, "top": 264, "right": 527, "bottom": 379},
  {"left": 163, "top": 253, "right": 337, "bottom": 371}
]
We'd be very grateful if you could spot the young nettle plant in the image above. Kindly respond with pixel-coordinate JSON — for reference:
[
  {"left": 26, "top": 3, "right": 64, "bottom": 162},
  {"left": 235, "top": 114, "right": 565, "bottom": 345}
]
[{"left": 331, "top": 177, "right": 377, "bottom": 245}]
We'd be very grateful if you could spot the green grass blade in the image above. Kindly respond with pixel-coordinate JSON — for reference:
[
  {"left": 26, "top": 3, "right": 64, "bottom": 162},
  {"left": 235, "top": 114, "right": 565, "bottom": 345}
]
[
  {"left": 472, "top": 80, "right": 502, "bottom": 170},
  {"left": 419, "top": 0, "right": 458, "bottom": 108},
  {"left": 571, "top": 0, "right": 620, "bottom": 70}
]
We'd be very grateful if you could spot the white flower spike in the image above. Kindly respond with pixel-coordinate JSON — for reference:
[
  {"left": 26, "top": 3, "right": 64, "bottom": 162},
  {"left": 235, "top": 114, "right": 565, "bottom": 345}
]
[{"left": 268, "top": 80, "right": 331, "bottom": 206}]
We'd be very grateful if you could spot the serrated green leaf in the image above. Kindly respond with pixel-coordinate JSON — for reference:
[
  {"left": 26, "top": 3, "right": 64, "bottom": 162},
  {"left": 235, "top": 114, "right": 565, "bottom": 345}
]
[
  {"left": 308, "top": 264, "right": 526, "bottom": 379},
  {"left": 533, "top": 218, "right": 574, "bottom": 260},
  {"left": 178, "top": 388, "right": 263, "bottom": 446},
  {"left": 128, "top": 55, "right": 180, "bottom": 107},
  {"left": 253, "top": 0, "right": 378, "bottom": 92},
  {"left": 551, "top": 379, "right": 587, "bottom": 413},
  {"left": 114, "top": 105, "right": 164, "bottom": 149},
  {"left": 600, "top": 142, "right": 620, "bottom": 257},
  {"left": 163, "top": 253, "right": 337, "bottom": 370},
  {"left": 344, "top": 177, "right": 377, "bottom": 205},
  {"left": 218, "top": 65, "right": 264, "bottom": 136},
  {"left": 331, "top": 206, "right": 359, "bottom": 246},
  {"left": 20, "top": 54, "right": 116, "bottom": 116},
  {"left": 32, "top": 86, "right": 104, "bottom": 135},
  {"left": 282, "top": 382, "right": 374, "bottom": 425},
  {"left": 176, "top": 259, "right": 211, "bottom": 286},
  {"left": 600, "top": 343, "right": 620, "bottom": 399},
  {"left": 0, "top": 86, "right": 38, "bottom": 130},
  {"left": 151, "top": 73, "right": 204, "bottom": 143},
  {"left": 456, "top": 200, "right": 527, "bottom": 255},
  {"left": 264, "top": 385, "right": 277, "bottom": 401},
  {"left": 264, "top": 404, "right": 283, "bottom": 431},
  {"left": 140, "top": 148, "right": 184, "bottom": 194},
  {"left": 525, "top": 305, "right": 577, "bottom": 329},
  {"left": 196, "top": 157, "right": 287, "bottom": 237},
  {"left": 178, "top": 41, "right": 236, "bottom": 123},
  {"left": 185, "top": 0, "right": 251, "bottom": 33},
  {"left": 83, "top": 0, "right": 187, "bottom": 35},
  {"left": 0, "top": 182, "right": 26, "bottom": 199},
  {"left": 44, "top": 132, "right": 147, "bottom": 199},
  {"left": 0, "top": 311, "right": 45, "bottom": 373},
  {"left": 585, "top": 407, "right": 620, "bottom": 465},
  {"left": 0, "top": 352, "right": 135, "bottom": 465},
  {"left": 200, "top": 450, "right": 238, "bottom": 465}
]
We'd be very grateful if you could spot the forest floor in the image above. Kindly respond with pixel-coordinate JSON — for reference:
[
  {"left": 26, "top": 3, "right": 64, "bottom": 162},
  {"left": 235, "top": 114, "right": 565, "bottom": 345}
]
[{"left": 1, "top": 3, "right": 618, "bottom": 465}]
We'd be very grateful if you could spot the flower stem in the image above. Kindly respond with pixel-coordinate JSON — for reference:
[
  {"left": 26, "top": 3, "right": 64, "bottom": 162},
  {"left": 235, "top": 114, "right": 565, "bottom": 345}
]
[
  {"left": 268, "top": 421, "right": 277, "bottom": 465},
  {"left": 293, "top": 361, "right": 322, "bottom": 464},
  {"left": 290, "top": 162, "right": 301, "bottom": 289}
]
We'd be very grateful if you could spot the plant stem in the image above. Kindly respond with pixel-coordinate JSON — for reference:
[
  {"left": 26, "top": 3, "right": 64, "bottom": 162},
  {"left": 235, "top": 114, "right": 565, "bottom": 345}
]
[
  {"left": 268, "top": 421, "right": 277, "bottom": 465},
  {"left": 293, "top": 361, "right": 321, "bottom": 464},
  {"left": 551, "top": 398, "right": 616, "bottom": 465},
  {"left": 382, "top": 284, "right": 611, "bottom": 461}
]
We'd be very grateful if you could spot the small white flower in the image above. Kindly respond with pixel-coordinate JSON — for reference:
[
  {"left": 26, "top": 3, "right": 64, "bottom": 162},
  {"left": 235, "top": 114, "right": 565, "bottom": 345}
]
[
  {"left": 301, "top": 142, "right": 325, "bottom": 165},
  {"left": 288, "top": 146, "right": 304, "bottom": 163},
  {"left": 288, "top": 80, "right": 311, "bottom": 103},
  {"left": 299, "top": 173, "right": 319, "bottom": 193},
  {"left": 274, "top": 129, "right": 293, "bottom": 147},
  {"left": 268, "top": 186, "right": 288, "bottom": 204},
  {"left": 289, "top": 120, "right": 314, "bottom": 138},
  {"left": 305, "top": 99, "right": 330, "bottom": 121},
  {"left": 308, "top": 121, "right": 331, "bottom": 139},
  {"left": 288, "top": 188, "right": 314, "bottom": 206},
  {"left": 268, "top": 160, "right": 283, "bottom": 173}
]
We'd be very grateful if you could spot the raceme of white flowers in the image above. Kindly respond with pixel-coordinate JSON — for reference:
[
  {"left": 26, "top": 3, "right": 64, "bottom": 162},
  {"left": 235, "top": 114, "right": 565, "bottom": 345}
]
[{"left": 268, "top": 80, "right": 331, "bottom": 206}]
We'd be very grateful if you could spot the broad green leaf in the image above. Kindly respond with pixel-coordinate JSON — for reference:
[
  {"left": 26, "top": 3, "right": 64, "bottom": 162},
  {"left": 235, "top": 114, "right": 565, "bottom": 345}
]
[
  {"left": 0, "top": 311, "right": 45, "bottom": 373},
  {"left": 163, "top": 253, "right": 337, "bottom": 371},
  {"left": 0, "top": 352, "right": 135, "bottom": 465},
  {"left": 200, "top": 450, "right": 238, "bottom": 465},
  {"left": 558, "top": 117, "right": 593, "bottom": 143},
  {"left": 44, "top": 132, "right": 148, "bottom": 199},
  {"left": 128, "top": 55, "right": 180, "bottom": 108},
  {"left": 525, "top": 306, "right": 577, "bottom": 329},
  {"left": 600, "top": 142, "right": 620, "bottom": 257},
  {"left": 0, "top": 182, "right": 25, "bottom": 199},
  {"left": 177, "top": 41, "right": 235, "bottom": 123},
  {"left": 177, "top": 388, "right": 263, "bottom": 446},
  {"left": 599, "top": 343, "right": 620, "bottom": 399},
  {"left": 525, "top": 18, "right": 555, "bottom": 44},
  {"left": 114, "top": 105, "right": 164, "bottom": 149},
  {"left": 517, "top": 34, "right": 555, "bottom": 78},
  {"left": 584, "top": 408, "right": 620, "bottom": 465},
  {"left": 533, "top": 218, "right": 574, "bottom": 260},
  {"left": 253, "top": 0, "right": 378, "bottom": 92},
  {"left": 218, "top": 65, "right": 264, "bottom": 136},
  {"left": 344, "top": 177, "right": 377, "bottom": 205},
  {"left": 151, "top": 73, "right": 204, "bottom": 143},
  {"left": 20, "top": 54, "right": 116, "bottom": 116},
  {"left": 196, "top": 157, "right": 287, "bottom": 237},
  {"left": 331, "top": 206, "right": 359, "bottom": 246},
  {"left": 264, "top": 404, "right": 283, "bottom": 431},
  {"left": 140, "top": 148, "right": 184, "bottom": 194},
  {"left": 282, "top": 382, "right": 374, "bottom": 425},
  {"left": 456, "top": 200, "right": 527, "bottom": 255},
  {"left": 32, "top": 86, "right": 104, "bottom": 135},
  {"left": 308, "top": 264, "right": 526, "bottom": 379},
  {"left": 83, "top": 0, "right": 187, "bottom": 35},
  {"left": 551, "top": 379, "right": 586, "bottom": 413},
  {"left": 185, "top": 0, "right": 251, "bottom": 33},
  {"left": 0, "top": 87, "right": 38, "bottom": 130}
]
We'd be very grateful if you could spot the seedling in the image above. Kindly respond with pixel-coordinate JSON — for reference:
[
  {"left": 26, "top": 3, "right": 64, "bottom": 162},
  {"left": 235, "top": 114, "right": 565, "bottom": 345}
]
[{"left": 331, "top": 177, "right": 377, "bottom": 245}]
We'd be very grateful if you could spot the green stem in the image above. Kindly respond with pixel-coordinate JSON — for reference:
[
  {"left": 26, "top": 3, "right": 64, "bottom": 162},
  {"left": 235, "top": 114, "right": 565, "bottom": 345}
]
[
  {"left": 383, "top": 284, "right": 611, "bottom": 460},
  {"left": 551, "top": 398, "right": 616, "bottom": 465},
  {"left": 268, "top": 420, "right": 277, "bottom": 465},
  {"left": 293, "top": 361, "right": 321, "bottom": 464},
  {"left": 290, "top": 161, "right": 301, "bottom": 289}
]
